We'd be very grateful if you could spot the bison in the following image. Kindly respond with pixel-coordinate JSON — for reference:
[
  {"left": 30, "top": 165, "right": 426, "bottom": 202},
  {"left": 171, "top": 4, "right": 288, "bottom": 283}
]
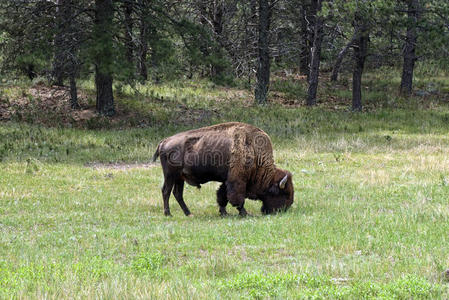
[{"left": 152, "top": 122, "right": 294, "bottom": 216}]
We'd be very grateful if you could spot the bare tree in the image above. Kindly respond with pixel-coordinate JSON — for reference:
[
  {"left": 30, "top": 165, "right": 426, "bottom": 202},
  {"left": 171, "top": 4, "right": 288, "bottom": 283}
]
[
  {"left": 52, "top": 0, "right": 67, "bottom": 86},
  {"left": 352, "top": 11, "right": 369, "bottom": 111},
  {"left": 255, "top": 0, "right": 273, "bottom": 105},
  {"left": 136, "top": 0, "right": 149, "bottom": 81},
  {"left": 330, "top": 33, "right": 356, "bottom": 82},
  {"left": 123, "top": 0, "right": 134, "bottom": 67},
  {"left": 400, "top": 0, "right": 420, "bottom": 96},
  {"left": 306, "top": 0, "right": 323, "bottom": 106},
  {"left": 299, "top": 0, "right": 313, "bottom": 76},
  {"left": 94, "top": 0, "right": 115, "bottom": 116},
  {"left": 52, "top": 0, "right": 81, "bottom": 108}
]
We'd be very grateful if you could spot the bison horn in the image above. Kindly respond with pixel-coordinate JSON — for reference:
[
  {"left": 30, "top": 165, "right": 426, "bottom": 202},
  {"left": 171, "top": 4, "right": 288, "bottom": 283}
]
[{"left": 279, "top": 174, "right": 288, "bottom": 189}]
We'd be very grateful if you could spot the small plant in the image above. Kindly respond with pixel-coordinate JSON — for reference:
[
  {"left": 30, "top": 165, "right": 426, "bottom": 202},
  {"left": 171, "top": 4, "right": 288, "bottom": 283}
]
[
  {"left": 25, "top": 157, "right": 40, "bottom": 174},
  {"left": 85, "top": 116, "right": 111, "bottom": 130},
  {"left": 131, "top": 252, "right": 165, "bottom": 275},
  {"left": 333, "top": 152, "right": 343, "bottom": 162},
  {"left": 31, "top": 76, "right": 48, "bottom": 86},
  {"left": 220, "top": 272, "right": 302, "bottom": 299},
  {"left": 440, "top": 174, "right": 447, "bottom": 186}
]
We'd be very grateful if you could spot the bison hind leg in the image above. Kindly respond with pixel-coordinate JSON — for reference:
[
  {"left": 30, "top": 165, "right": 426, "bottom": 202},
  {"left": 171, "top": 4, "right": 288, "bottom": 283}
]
[
  {"left": 162, "top": 177, "right": 175, "bottom": 216},
  {"left": 216, "top": 183, "right": 228, "bottom": 216},
  {"left": 173, "top": 179, "right": 191, "bottom": 216}
]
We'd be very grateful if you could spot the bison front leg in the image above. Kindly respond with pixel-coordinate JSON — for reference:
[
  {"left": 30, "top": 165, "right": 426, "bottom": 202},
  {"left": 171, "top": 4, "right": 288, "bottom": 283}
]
[
  {"left": 226, "top": 181, "right": 248, "bottom": 217},
  {"left": 173, "top": 179, "right": 191, "bottom": 216},
  {"left": 216, "top": 183, "right": 228, "bottom": 216}
]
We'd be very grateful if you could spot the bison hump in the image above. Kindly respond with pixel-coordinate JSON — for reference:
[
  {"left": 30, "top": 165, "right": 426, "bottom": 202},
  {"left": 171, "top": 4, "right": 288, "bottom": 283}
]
[{"left": 185, "top": 136, "right": 200, "bottom": 151}]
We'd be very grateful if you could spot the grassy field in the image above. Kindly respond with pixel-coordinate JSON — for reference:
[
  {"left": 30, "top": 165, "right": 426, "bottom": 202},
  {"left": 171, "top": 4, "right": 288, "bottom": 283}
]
[{"left": 1, "top": 68, "right": 449, "bottom": 298}]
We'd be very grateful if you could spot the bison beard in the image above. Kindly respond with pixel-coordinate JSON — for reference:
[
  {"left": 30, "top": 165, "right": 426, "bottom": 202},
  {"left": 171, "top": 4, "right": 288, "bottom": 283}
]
[{"left": 153, "top": 122, "right": 294, "bottom": 216}]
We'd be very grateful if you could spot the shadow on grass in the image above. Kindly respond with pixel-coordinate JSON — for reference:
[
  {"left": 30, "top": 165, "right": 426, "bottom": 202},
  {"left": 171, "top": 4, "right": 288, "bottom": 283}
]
[{"left": 1, "top": 105, "right": 449, "bottom": 164}]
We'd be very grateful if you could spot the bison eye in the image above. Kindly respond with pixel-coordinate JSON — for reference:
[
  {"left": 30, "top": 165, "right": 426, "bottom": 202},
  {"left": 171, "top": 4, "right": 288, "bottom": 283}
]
[{"left": 268, "top": 184, "right": 279, "bottom": 195}]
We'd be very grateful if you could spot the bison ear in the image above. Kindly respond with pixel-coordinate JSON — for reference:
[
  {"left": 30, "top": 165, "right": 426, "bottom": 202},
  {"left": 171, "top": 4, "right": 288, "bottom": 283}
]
[{"left": 279, "top": 174, "right": 288, "bottom": 189}]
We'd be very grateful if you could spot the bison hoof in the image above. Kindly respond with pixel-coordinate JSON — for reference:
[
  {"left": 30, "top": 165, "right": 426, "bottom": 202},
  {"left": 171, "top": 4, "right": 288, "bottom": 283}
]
[
  {"left": 238, "top": 209, "right": 248, "bottom": 217},
  {"left": 219, "top": 207, "right": 228, "bottom": 217},
  {"left": 164, "top": 210, "right": 172, "bottom": 217}
]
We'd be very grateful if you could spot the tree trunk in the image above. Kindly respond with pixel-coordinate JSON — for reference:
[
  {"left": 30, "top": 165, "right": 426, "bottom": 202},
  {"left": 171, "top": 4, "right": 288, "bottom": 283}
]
[
  {"left": 247, "top": 0, "right": 258, "bottom": 84},
  {"left": 298, "top": 2, "right": 311, "bottom": 76},
  {"left": 352, "top": 15, "right": 369, "bottom": 112},
  {"left": 330, "top": 34, "right": 357, "bottom": 82},
  {"left": 52, "top": 0, "right": 70, "bottom": 86},
  {"left": 26, "top": 64, "right": 36, "bottom": 80},
  {"left": 307, "top": 0, "right": 323, "bottom": 106},
  {"left": 138, "top": 26, "right": 148, "bottom": 81},
  {"left": 94, "top": 0, "right": 115, "bottom": 116},
  {"left": 69, "top": 70, "right": 79, "bottom": 109},
  {"left": 400, "top": 0, "right": 420, "bottom": 96},
  {"left": 198, "top": 2, "right": 211, "bottom": 75},
  {"left": 68, "top": 37, "right": 79, "bottom": 109},
  {"left": 255, "top": 0, "right": 272, "bottom": 105},
  {"left": 137, "top": 0, "right": 148, "bottom": 81},
  {"left": 124, "top": 0, "right": 134, "bottom": 68},
  {"left": 95, "top": 67, "right": 114, "bottom": 115},
  {"left": 211, "top": 2, "right": 225, "bottom": 77}
]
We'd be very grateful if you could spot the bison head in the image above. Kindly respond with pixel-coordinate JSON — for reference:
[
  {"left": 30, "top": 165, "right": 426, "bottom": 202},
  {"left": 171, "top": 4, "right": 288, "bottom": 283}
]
[{"left": 261, "top": 169, "right": 294, "bottom": 214}]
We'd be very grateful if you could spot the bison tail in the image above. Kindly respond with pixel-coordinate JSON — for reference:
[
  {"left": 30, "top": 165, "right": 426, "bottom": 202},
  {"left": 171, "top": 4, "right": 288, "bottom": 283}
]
[{"left": 152, "top": 141, "right": 162, "bottom": 162}]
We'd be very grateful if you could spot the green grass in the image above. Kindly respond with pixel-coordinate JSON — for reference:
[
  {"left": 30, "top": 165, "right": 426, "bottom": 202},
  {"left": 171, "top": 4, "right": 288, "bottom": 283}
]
[
  {"left": 1, "top": 72, "right": 449, "bottom": 298},
  {"left": 270, "top": 77, "right": 307, "bottom": 101}
]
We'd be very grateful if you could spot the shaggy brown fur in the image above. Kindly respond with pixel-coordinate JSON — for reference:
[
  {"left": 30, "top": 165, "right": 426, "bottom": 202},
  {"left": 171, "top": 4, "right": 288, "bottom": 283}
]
[{"left": 153, "top": 122, "right": 294, "bottom": 216}]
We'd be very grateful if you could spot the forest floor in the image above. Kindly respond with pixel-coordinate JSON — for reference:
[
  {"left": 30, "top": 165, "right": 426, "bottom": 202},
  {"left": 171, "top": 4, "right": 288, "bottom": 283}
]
[
  {"left": 1, "top": 66, "right": 449, "bottom": 298},
  {"left": 1, "top": 65, "right": 449, "bottom": 129}
]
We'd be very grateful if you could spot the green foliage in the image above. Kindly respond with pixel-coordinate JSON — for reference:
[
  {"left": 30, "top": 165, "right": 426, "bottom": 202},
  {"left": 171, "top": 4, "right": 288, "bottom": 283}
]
[
  {"left": 1, "top": 0, "right": 448, "bottom": 90},
  {"left": 73, "top": 257, "right": 116, "bottom": 281},
  {"left": 131, "top": 252, "right": 165, "bottom": 275},
  {"left": 221, "top": 272, "right": 445, "bottom": 299},
  {"left": 220, "top": 272, "right": 303, "bottom": 298},
  {"left": 0, "top": 2, "right": 55, "bottom": 77},
  {"left": 270, "top": 78, "right": 307, "bottom": 100},
  {"left": 15, "top": 53, "right": 48, "bottom": 77},
  {"left": 85, "top": 116, "right": 113, "bottom": 130},
  {"left": 148, "top": 37, "right": 180, "bottom": 81}
]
